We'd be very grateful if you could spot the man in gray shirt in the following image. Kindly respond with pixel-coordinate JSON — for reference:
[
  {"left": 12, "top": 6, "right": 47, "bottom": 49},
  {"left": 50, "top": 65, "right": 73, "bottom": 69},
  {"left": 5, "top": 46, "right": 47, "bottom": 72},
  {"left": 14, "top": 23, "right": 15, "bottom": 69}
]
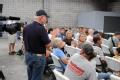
[{"left": 64, "top": 43, "right": 97, "bottom": 80}]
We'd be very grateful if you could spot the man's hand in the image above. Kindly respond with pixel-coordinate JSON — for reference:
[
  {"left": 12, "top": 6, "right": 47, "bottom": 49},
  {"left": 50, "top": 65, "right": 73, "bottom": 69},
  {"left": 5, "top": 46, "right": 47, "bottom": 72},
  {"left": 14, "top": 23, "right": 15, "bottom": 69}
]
[{"left": 46, "top": 49, "right": 51, "bottom": 57}]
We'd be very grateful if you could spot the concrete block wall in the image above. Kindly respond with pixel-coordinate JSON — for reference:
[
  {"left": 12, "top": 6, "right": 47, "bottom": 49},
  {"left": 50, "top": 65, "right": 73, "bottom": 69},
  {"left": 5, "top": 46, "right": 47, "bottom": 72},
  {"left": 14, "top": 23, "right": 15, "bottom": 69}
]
[
  {"left": 0, "top": 0, "right": 43, "bottom": 38},
  {"left": 48, "top": 0, "right": 97, "bottom": 27},
  {"left": 0, "top": 0, "right": 97, "bottom": 27},
  {"left": 0, "top": 0, "right": 120, "bottom": 27},
  {"left": 0, "top": 0, "right": 43, "bottom": 23},
  {"left": 111, "top": 1, "right": 120, "bottom": 12}
]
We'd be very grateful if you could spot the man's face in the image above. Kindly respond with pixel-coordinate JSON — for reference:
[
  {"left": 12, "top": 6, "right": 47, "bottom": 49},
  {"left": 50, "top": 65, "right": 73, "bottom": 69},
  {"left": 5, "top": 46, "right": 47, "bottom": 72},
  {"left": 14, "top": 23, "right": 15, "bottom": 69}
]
[
  {"left": 66, "top": 32, "right": 72, "bottom": 39},
  {"left": 39, "top": 15, "right": 48, "bottom": 25},
  {"left": 60, "top": 29, "right": 65, "bottom": 34}
]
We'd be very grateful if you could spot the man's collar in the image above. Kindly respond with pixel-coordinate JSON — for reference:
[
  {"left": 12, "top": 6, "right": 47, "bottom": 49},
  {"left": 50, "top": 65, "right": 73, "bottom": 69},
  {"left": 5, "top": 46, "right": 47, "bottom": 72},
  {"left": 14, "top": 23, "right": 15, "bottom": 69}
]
[{"left": 33, "top": 21, "right": 43, "bottom": 26}]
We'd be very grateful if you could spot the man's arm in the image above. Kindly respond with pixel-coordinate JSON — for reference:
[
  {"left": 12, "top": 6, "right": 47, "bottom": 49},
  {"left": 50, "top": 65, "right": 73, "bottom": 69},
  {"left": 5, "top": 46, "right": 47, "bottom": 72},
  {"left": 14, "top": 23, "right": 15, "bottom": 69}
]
[
  {"left": 45, "top": 43, "right": 52, "bottom": 57},
  {"left": 46, "top": 42, "right": 52, "bottom": 51}
]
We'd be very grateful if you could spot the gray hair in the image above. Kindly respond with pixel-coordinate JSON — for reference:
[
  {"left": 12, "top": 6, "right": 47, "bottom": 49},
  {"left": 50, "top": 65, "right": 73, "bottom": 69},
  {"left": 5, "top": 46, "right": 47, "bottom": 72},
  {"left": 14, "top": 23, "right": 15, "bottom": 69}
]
[
  {"left": 51, "top": 38, "right": 62, "bottom": 48},
  {"left": 81, "top": 43, "right": 96, "bottom": 60}
]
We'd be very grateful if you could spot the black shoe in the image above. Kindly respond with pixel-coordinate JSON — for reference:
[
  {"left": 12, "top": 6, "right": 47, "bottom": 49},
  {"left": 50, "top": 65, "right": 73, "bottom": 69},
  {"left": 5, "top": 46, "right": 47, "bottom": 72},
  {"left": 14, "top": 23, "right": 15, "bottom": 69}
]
[
  {"left": 9, "top": 51, "right": 16, "bottom": 55},
  {"left": 2, "top": 78, "right": 6, "bottom": 80},
  {"left": 17, "top": 50, "right": 23, "bottom": 56}
]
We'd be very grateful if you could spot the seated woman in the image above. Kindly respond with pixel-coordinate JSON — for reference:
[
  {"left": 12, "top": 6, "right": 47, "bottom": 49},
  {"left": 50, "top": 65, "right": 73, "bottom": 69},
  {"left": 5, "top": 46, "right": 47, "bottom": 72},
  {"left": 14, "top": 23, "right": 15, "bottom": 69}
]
[
  {"left": 93, "top": 34, "right": 104, "bottom": 57},
  {"left": 63, "top": 30, "right": 73, "bottom": 46},
  {"left": 113, "top": 47, "right": 120, "bottom": 77},
  {"left": 113, "top": 47, "right": 120, "bottom": 59},
  {"left": 93, "top": 34, "right": 112, "bottom": 80},
  {"left": 77, "top": 33, "right": 87, "bottom": 49},
  {"left": 52, "top": 38, "right": 69, "bottom": 69}
]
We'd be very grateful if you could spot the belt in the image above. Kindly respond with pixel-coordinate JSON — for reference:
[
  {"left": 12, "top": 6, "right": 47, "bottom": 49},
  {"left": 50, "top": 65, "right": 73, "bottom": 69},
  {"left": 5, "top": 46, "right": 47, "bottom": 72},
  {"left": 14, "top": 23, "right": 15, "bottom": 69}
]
[
  {"left": 36, "top": 54, "right": 45, "bottom": 56},
  {"left": 26, "top": 51, "right": 45, "bottom": 56}
]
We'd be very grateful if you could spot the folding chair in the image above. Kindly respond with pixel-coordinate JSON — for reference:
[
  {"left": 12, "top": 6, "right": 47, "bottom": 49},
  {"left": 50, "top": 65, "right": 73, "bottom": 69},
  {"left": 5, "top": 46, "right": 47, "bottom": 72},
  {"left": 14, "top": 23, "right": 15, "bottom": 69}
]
[
  {"left": 96, "top": 55, "right": 101, "bottom": 65},
  {"left": 105, "top": 56, "right": 120, "bottom": 72},
  {"left": 101, "top": 44, "right": 111, "bottom": 56},
  {"left": 53, "top": 69, "right": 70, "bottom": 80},
  {"left": 51, "top": 53, "right": 65, "bottom": 72},
  {"left": 64, "top": 45, "right": 80, "bottom": 57},
  {"left": 110, "top": 74, "right": 120, "bottom": 80},
  {"left": 112, "top": 47, "right": 117, "bottom": 54},
  {"left": 48, "top": 53, "right": 65, "bottom": 80}
]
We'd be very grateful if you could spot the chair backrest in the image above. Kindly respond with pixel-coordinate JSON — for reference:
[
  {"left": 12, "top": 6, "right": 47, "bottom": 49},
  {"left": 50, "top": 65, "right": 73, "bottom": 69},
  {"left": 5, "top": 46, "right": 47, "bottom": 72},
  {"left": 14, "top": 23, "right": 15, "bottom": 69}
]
[
  {"left": 96, "top": 55, "right": 101, "bottom": 65},
  {"left": 112, "top": 47, "right": 117, "bottom": 53},
  {"left": 64, "top": 45, "right": 81, "bottom": 57},
  {"left": 53, "top": 69, "right": 70, "bottom": 80},
  {"left": 101, "top": 44, "right": 111, "bottom": 55},
  {"left": 110, "top": 74, "right": 120, "bottom": 80},
  {"left": 102, "top": 39, "right": 109, "bottom": 46},
  {"left": 51, "top": 53, "right": 61, "bottom": 68},
  {"left": 51, "top": 53, "right": 65, "bottom": 72},
  {"left": 105, "top": 56, "right": 120, "bottom": 71}
]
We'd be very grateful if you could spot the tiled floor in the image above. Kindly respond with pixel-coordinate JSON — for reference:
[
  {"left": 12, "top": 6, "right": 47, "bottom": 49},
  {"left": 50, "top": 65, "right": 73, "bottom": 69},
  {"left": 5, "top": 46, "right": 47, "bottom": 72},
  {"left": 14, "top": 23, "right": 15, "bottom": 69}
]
[{"left": 0, "top": 38, "right": 50, "bottom": 80}]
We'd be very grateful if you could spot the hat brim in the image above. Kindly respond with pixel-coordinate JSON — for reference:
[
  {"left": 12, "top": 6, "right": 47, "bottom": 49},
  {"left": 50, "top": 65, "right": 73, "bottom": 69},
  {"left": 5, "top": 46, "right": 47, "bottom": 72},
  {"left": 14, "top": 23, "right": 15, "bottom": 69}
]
[{"left": 46, "top": 15, "right": 50, "bottom": 18}]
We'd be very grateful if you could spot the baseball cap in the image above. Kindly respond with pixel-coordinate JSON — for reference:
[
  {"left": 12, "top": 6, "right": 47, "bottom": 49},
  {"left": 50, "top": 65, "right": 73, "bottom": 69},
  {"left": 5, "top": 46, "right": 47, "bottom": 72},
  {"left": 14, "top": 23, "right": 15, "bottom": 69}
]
[{"left": 36, "top": 10, "right": 49, "bottom": 18}]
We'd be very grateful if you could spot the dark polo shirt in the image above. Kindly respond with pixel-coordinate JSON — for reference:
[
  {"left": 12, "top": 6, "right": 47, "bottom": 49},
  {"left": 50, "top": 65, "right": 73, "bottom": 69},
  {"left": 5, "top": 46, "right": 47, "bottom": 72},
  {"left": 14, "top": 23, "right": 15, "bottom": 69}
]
[{"left": 23, "top": 21, "right": 51, "bottom": 54}]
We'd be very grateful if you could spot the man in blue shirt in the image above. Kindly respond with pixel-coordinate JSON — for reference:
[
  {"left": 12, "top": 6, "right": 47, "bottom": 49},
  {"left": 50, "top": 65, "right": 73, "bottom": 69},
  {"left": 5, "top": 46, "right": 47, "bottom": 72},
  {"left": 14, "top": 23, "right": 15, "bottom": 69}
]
[{"left": 23, "top": 10, "right": 51, "bottom": 80}]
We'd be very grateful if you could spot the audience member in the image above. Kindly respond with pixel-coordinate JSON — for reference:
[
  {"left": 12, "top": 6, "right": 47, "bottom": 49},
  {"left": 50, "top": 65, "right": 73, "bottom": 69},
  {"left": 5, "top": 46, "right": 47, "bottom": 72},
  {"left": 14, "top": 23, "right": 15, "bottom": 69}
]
[
  {"left": 63, "top": 30, "right": 73, "bottom": 46},
  {"left": 48, "top": 28, "right": 53, "bottom": 39},
  {"left": 86, "top": 29, "right": 94, "bottom": 45},
  {"left": 99, "top": 32, "right": 109, "bottom": 45},
  {"left": 64, "top": 43, "right": 97, "bottom": 80},
  {"left": 58, "top": 28, "right": 65, "bottom": 40},
  {"left": 78, "top": 33, "right": 87, "bottom": 49},
  {"left": 108, "top": 32, "right": 120, "bottom": 52},
  {"left": 93, "top": 34, "right": 104, "bottom": 57},
  {"left": 93, "top": 34, "right": 112, "bottom": 79},
  {"left": 51, "top": 28, "right": 60, "bottom": 40},
  {"left": 75, "top": 27, "right": 85, "bottom": 40},
  {"left": 113, "top": 47, "right": 120, "bottom": 59},
  {"left": 52, "top": 38, "right": 69, "bottom": 69},
  {"left": 113, "top": 47, "right": 120, "bottom": 77}
]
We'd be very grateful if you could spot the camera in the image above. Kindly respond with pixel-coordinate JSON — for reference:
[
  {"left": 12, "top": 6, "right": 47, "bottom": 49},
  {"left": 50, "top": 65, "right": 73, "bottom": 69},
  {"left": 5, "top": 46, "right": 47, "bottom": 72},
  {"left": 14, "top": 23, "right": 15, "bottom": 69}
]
[{"left": 0, "top": 16, "right": 23, "bottom": 35}]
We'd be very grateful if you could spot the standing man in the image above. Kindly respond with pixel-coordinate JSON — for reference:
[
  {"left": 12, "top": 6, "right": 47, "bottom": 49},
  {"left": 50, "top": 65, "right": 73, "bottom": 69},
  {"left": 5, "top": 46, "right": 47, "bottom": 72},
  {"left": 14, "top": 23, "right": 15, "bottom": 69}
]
[{"left": 23, "top": 10, "right": 51, "bottom": 80}]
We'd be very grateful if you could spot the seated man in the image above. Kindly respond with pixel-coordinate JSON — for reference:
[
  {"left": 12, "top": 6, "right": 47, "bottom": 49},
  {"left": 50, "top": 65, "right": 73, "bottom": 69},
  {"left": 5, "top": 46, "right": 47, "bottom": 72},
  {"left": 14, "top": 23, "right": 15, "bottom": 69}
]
[
  {"left": 52, "top": 38, "right": 69, "bottom": 69},
  {"left": 64, "top": 43, "right": 97, "bottom": 80}
]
